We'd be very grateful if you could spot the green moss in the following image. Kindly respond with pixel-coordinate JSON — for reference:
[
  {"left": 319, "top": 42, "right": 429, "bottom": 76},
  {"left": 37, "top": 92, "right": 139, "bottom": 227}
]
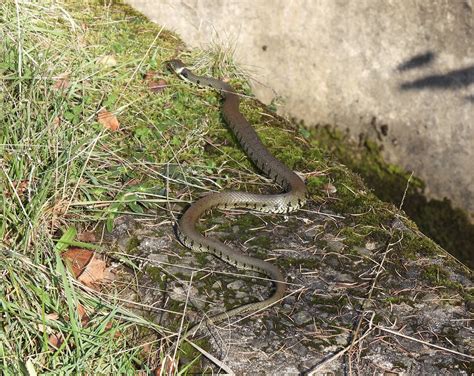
[
  {"left": 177, "top": 339, "right": 206, "bottom": 372},
  {"left": 125, "top": 235, "right": 140, "bottom": 254},
  {"left": 422, "top": 265, "right": 463, "bottom": 290},
  {"left": 400, "top": 233, "right": 440, "bottom": 259},
  {"left": 193, "top": 250, "right": 209, "bottom": 266},
  {"left": 145, "top": 266, "right": 165, "bottom": 284},
  {"left": 309, "top": 125, "right": 474, "bottom": 268}
]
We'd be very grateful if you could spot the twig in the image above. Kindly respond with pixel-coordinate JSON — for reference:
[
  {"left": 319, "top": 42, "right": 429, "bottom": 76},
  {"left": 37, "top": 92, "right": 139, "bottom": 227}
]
[
  {"left": 399, "top": 171, "right": 413, "bottom": 210},
  {"left": 375, "top": 324, "right": 474, "bottom": 360},
  {"left": 185, "top": 339, "right": 235, "bottom": 375},
  {"left": 306, "top": 313, "right": 376, "bottom": 375}
]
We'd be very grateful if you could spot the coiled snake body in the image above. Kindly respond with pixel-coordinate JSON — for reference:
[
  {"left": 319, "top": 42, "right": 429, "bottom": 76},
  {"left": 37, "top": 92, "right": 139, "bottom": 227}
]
[{"left": 167, "top": 60, "right": 307, "bottom": 336}]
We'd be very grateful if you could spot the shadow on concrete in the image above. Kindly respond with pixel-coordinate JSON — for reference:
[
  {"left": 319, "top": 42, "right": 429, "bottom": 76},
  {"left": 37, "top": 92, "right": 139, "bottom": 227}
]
[
  {"left": 397, "top": 51, "right": 435, "bottom": 71},
  {"left": 465, "top": 94, "right": 474, "bottom": 102},
  {"left": 400, "top": 65, "right": 474, "bottom": 91}
]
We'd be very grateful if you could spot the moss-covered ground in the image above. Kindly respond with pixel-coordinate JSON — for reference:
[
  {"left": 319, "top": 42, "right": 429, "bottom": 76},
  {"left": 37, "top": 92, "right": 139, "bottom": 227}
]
[
  {"left": 1, "top": 1, "right": 471, "bottom": 374},
  {"left": 308, "top": 125, "right": 474, "bottom": 269}
]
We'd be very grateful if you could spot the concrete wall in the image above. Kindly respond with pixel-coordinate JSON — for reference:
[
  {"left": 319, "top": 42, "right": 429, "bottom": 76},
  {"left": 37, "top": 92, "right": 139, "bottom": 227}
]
[{"left": 127, "top": 0, "right": 474, "bottom": 218}]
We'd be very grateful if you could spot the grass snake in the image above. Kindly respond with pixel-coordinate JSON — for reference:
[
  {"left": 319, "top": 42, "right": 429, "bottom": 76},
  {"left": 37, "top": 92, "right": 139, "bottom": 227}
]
[{"left": 167, "top": 59, "right": 307, "bottom": 336}]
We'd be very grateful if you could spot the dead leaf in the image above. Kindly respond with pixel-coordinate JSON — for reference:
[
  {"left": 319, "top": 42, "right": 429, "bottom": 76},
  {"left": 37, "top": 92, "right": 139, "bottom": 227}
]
[
  {"left": 145, "top": 71, "right": 167, "bottom": 93},
  {"left": 104, "top": 321, "right": 122, "bottom": 338},
  {"left": 149, "top": 79, "right": 167, "bottom": 93},
  {"left": 4, "top": 180, "right": 29, "bottom": 199},
  {"left": 36, "top": 313, "right": 60, "bottom": 333},
  {"left": 46, "top": 313, "right": 59, "bottom": 321},
  {"left": 34, "top": 312, "right": 63, "bottom": 349},
  {"left": 144, "top": 71, "right": 155, "bottom": 81},
  {"left": 53, "top": 75, "right": 70, "bottom": 91},
  {"left": 62, "top": 247, "right": 114, "bottom": 289},
  {"left": 48, "top": 333, "right": 63, "bottom": 349},
  {"left": 77, "top": 255, "right": 114, "bottom": 288},
  {"left": 154, "top": 355, "right": 176, "bottom": 376},
  {"left": 52, "top": 116, "right": 61, "bottom": 129},
  {"left": 62, "top": 247, "right": 94, "bottom": 278},
  {"left": 77, "top": 303, "right": 89, "bottom": 325},
  {"left": 98, "top": 109, "right": 119, "bottom": 131},
  {"left": 148, "top": 79, "right": 165, "bottom": 92}
]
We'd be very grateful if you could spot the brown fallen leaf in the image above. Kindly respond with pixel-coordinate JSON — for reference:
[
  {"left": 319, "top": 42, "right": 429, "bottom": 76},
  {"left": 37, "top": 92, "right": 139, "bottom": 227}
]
[
  {"left": 97, "top": 109, "right": 119, "bottom": 131},
  {"left": 77, "top": 303, "right": 89, "bottom": 326},
  {"left": 77, "top": 254, "right": 109, "bottom": 287},
  {"left": 53, "top": 74, "right": 70, "bottom": 91},
  {"left": 52, "top": 116, "right": 61, "bottom": 129},
  {"left": 48, "top": 333, "right": 63, "bottom": 349},
  {"left": 4, "top": 179, "right": 29, "bottom": 199},
  {"left": 145, "top": 71, "right": 167, "bottom": 93},
  {"left": 36, "top": 313, "right": 60, "bottom": 333},
  {"left": 148, "top": 79, "right": 167, "bottom": 93},
  {"left": 62, "top": 247, "right": 94, "bottom": 278},
  {"left": 154, "top": 355, "right": 176, "bottom": 376},
  {"left": 5, "top": 180, "right": 27, "bottom": 199},
  {"left": 33, "top": 312, "right": 63, "bottom": 349},
  {"left": 62, "top": 247, "right": 115, "bottom": 288},
  {"left": 104, "top": 321, "right": 122, "bottom": 338}
]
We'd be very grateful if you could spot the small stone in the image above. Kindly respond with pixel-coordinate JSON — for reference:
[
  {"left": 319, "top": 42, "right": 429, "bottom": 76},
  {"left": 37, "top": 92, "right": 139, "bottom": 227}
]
[
  {"left": 264, "top": 319, "right": 274, "bottom": 330},
  {"left": 169, "top": 286, "right": 186, "bottom": 302},
  {"left": 292, "top": 310, "right": 312, "bottom": 325},
  {"left": 148, "top": 253, "right": 169, "bottom": 264},
  {"left": 334, "top": 273, "right": 355, "bottom": 283},
  {"left": 304, "top": 226, "right": 318, "bottom": 239},
  {"left": 212, "top": 281, "right": 222, "bottom": 289},
  {"left": 227, "top": 280, "right": 246, "bottom": 290},
  {"left": 421, "top": 293, "right": 439, "bottom": 302},
  {"left": 335, "top": 333, "right": 349, "bottom": 346},
  {"left": 322, "top": 233, "right": 345, "bottom": 252},
  {"left": 365, "top": 240, "right": 379, "bottom": 250},
  {"left": 292, "top": 342, "right": 309, "bottom": 357},
  {"left": 169, "top": 285, "right": 198, "bottom": 303},
  {"left": 353, "top": 246, "right": 372, "bottom": 256},
  {"left": 235, "top": 291, "right": 248, "bottom": 299}
]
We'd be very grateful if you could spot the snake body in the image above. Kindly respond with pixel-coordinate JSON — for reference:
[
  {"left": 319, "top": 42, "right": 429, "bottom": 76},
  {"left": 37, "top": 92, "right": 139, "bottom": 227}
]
[{"left": 167, "top": 60, "right": 307, "bottom": 335}]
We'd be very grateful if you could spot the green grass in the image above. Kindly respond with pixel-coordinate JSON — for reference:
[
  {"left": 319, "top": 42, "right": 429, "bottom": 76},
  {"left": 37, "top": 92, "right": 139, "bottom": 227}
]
[
  {"left": 0, "top": 1, "right": 190, "bottom": 373},
  {"left": 0, "top": 1, "right": 278, "bottom": 373}
]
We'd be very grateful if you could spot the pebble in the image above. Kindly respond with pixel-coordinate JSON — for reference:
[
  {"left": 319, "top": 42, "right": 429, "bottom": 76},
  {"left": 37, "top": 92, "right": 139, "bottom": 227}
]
[
  {"left": 212, "top": 281, "right": 222, "bottom": 289},
  {"left": 321, "top": 233, "right": 345, "bottom": 252},
  {"left": 292, "top": 311, "right": 312, "bottom": 325},
  {"left": 148, "top": 253, "right": 169, "bottom": 264},
  {"left": 333, "top": 272, "right": 355, "bottom": 283},
  {"left": 227, "top": 280, "right": 246, "bottom": 290},
  {"left": 235, "top": 291, "right": 248, "bottom": 299},
  {"left": 169, "top": 285, "right": 198, "bottom": 302},
  {"left": 169, "top": 286, "right": 186, "bottom": 302}
]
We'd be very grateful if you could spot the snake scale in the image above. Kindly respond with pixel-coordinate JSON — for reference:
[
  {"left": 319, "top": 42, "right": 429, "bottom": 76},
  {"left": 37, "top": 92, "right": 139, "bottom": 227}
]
[{"left": 167, "top": 59, "right": 307, "bottom": 336}]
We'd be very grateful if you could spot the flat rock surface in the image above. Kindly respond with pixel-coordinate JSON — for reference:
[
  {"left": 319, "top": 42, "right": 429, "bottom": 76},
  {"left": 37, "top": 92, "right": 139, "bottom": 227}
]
[{"left": 109, "top": 199, "right": 473, "bottom": 374}]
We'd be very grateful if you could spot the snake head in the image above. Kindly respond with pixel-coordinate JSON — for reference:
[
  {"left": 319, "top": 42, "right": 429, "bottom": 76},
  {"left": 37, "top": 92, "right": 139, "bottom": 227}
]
[{"left": 166, "top": 59, "right": 187, "bottom": 74}]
